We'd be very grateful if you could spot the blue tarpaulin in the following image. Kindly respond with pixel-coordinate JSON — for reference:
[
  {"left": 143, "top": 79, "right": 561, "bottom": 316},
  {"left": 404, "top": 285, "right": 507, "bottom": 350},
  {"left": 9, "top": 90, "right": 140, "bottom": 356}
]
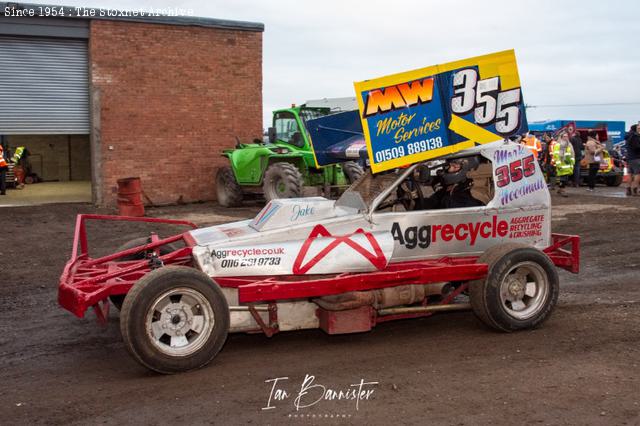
[{"left": 529, "top": 120, "right": 626, "bottom": 148}]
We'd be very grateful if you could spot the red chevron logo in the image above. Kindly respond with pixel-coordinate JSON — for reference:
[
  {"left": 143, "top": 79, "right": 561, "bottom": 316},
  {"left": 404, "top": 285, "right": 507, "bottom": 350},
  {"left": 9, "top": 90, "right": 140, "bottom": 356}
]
[{"left": 292, "top": 224, "right": 387, "bottom": 275}]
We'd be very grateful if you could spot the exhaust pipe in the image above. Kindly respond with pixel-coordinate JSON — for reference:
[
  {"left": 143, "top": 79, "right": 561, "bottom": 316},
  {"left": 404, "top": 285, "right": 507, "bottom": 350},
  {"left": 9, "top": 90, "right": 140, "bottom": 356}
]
[
  {"left": 314, "top": 283, "right": 451, "bottom": 311},
  {"left": 377, "top": 303, "right": 471, "bottom": 316}
]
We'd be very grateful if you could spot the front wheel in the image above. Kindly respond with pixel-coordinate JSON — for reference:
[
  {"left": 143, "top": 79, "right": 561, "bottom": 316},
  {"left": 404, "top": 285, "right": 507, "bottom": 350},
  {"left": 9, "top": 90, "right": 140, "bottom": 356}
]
[
  {"left": 469, "top": 243, "right": 559, "bottom": 332},
  {"left": 120, "top": 266, "right": 229, "bottom": 374}
]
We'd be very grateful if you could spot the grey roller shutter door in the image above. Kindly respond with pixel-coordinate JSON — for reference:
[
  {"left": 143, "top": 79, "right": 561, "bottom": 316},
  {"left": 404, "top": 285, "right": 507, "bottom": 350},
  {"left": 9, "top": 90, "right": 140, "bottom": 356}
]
[{"left": 0, "top": 36, "right": 89, "bottom": 134}]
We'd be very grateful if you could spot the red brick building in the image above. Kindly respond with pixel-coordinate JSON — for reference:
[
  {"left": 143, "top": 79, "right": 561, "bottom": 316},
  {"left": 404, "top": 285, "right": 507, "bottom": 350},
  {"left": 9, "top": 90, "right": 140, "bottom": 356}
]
[{"left": 0, "top": 4, "right": 263, "bottom": 206}]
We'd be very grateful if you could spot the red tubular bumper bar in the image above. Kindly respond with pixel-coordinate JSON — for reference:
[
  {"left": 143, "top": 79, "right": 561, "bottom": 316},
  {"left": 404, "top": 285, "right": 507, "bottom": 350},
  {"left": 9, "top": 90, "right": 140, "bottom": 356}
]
[
  {"left": 58, "top": 214, "right": 198, "bottom": 319},
  {"left": 544, "top": 233, "right": 580, "bottom": 274}
]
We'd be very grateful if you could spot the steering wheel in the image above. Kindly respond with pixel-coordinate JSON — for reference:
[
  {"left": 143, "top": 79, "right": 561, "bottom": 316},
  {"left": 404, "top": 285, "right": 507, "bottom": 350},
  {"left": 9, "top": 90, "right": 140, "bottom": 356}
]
[
  {"left": 397, "top": 174, "right": 425, "bottom": 211},
  {"left": 430, "top": 169, "right": 446, "bottom": 193}
]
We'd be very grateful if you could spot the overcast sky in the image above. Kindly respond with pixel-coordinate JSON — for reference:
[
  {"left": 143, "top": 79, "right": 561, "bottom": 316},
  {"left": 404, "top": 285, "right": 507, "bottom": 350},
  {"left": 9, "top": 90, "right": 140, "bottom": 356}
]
[{"left": 36, "top": 0, "right": 640, "bottom": 129}]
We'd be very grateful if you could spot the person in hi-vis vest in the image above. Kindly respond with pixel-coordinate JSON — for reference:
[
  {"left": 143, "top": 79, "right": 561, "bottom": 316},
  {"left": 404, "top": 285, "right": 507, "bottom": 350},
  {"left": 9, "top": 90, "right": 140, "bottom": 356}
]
[
  {"left": 521, "top": 133, "right": 542, "bottom": 160},
  {"left": 552, "top": 132, "right": 575, "bottom": 197}
]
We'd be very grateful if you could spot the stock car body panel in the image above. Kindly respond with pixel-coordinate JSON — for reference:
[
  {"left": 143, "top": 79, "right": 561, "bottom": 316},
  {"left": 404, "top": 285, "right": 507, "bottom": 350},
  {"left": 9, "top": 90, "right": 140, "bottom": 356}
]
[
  {"left": 190, "top": 141, "right": 551, "bottom": 278},
  {"left": 186, "top": 140, "right": 554, "bottom": 332}
]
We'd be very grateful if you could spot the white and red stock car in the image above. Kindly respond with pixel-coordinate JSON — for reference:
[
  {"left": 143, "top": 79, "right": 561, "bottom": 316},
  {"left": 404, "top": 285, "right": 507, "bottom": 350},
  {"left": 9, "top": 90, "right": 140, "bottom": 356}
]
[{"left": 59, "top": 140, "right": 579, "bottom": 373}]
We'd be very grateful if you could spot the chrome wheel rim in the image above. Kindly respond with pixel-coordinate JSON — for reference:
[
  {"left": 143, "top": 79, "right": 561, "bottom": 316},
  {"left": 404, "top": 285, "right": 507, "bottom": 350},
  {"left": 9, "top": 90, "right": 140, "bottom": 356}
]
[
  {"left": 499, "top": 261, "right": 549, "bottom": 320},
  {"left": 146, "top": 287, "right": 214, "bottom": 357}
]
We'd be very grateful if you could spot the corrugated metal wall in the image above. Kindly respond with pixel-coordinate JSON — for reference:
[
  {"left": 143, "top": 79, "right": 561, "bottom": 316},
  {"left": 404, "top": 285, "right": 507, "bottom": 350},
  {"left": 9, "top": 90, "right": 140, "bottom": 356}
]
[{"left": 0, "top": 36, "right": 89, "bottom": 134}]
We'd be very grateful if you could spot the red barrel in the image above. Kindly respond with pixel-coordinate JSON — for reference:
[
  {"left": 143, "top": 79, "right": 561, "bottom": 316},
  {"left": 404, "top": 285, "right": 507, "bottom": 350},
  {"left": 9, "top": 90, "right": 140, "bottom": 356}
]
[{"left": 117, "top": 177, "right": 145, "bottom": 217}]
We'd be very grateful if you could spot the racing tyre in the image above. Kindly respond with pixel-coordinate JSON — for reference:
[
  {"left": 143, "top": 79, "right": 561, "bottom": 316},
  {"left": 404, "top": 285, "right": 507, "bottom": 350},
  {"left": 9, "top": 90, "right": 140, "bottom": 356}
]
[
  {"left": 216, "top": 166, "right": 243, "bottom": 207},
  {"left": 120, "top": 266, "right": 229, "bottom": 374},
  {"left": 263, "top": 162, "right": 303, "bottom": 201},
  {"left": 110, "top": 236, "right": 177, "bottom": 310},
  {"left": 605, "top": 175, "right": 623, "bottom": 187},
  {"left": 469, "top": 243, "right": 559, "bottom": 332},
  {"left": 342, "top": 162, "right": 364, "bottom": 184}
]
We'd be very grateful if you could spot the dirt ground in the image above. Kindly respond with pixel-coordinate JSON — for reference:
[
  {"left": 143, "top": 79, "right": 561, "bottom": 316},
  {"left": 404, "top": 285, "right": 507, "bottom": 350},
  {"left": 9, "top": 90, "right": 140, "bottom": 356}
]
[{"left": 1, "top": 189, "right": 639, "bottom": 425}]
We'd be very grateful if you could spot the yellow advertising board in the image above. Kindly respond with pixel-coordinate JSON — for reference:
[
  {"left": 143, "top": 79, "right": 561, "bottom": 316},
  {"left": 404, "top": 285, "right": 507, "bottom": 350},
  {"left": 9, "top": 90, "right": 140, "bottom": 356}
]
[{"left": 353, "top": 50, "right": 527, "bottom": 173}]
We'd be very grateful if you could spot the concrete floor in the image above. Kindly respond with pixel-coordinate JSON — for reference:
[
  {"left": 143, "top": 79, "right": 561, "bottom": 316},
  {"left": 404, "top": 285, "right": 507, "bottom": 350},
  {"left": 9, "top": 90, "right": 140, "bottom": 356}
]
[{"left": 0, "top": 181, "right": 91, "bottom": 207}]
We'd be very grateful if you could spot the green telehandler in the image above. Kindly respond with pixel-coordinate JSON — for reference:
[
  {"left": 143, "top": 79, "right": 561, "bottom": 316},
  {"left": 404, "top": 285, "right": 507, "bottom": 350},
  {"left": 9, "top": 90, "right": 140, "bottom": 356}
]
[{"left": 216, "top": 105, "right": 364, "bottom": 207}]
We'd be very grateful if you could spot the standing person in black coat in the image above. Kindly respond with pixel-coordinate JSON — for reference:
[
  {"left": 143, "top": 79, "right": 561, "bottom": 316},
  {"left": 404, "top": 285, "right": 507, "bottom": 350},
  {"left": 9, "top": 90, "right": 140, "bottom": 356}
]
[
  {"left": 625, "top": 123, "right": 640, "bottom": 196},
  {"left": 570, "top": 132, "right": 583, "bottom": 187}
]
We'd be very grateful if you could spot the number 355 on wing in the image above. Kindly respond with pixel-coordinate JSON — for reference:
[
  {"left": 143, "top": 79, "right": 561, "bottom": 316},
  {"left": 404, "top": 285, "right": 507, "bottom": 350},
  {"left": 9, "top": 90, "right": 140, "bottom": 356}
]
[{"left": 354, "top": 49, "right": 528, "bottom": 173}]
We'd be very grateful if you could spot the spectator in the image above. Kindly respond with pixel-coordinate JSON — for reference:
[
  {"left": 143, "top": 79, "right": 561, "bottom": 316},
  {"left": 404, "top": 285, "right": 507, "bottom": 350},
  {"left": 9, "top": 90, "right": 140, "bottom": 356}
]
[
  {"left": 552, "top": 132, "right": 575, "bottom": 197},
  {"left": 570, "top": 131, "right": 583, "bottom": 187},
  {"left": 625, "top": 123, "right": 640, "bottom": 196},
  {"left": 543, "top": 134, "right": 557, "bottom": 189},
  {"left": 521, "top": 133, "right": 542, "bottom": 160},
  {"left": 583, "top": 131, "right": 604, "bottom": 191},
  {"left": 539, "top": 133, "right": 549, "bottom": 167},
  {"left": 0, "top": 143, "right": 7, "bottom": 195}
]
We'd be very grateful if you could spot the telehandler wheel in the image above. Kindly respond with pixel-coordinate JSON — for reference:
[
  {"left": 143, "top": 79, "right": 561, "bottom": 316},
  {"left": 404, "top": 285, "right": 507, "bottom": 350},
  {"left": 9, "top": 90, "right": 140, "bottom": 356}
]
[
  {"left": 216, "top": 166, "right": 243, "bottom": 207},
  {"left": 469, "top": 243, "right": 559, "bottom": 332},
  {"left": 263, "top": 162, "right": 303, "bottom": 201},
  {"left": 120, "top": 266, "right": 229, "bottom": 374},
  {"left": 110, "top": 236, "right": 177, "bottom": 310},
  {"left": 342, "top": 162, "right": 364, "bottom": 184}
]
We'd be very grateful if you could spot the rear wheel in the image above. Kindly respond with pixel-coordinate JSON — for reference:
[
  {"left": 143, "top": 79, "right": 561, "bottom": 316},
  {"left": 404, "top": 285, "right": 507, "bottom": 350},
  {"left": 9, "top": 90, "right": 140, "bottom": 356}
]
[
  {"left": 110, "top": 237, "right": 176, "bottom": 310},
  {"left": 120, "top": 266, "right": 229, "bottom": 374},
  {"left": 216, "top": 166, "right": 243, "bottom": 207},
  {"left": 263, "top": 162, "right": 303, "bottom": 201},
  {"left": 469, "top": 243, "right": 559, "bottom": 332},
  {"left": 342, "top": 162, "right": 364, "bottom": 184}
]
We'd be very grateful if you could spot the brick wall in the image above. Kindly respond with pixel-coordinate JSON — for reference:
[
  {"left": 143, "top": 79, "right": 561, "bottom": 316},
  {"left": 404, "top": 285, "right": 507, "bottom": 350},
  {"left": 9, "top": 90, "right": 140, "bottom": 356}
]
[{"left": 89, "top": 20, "right": 262, "bottom": 206}]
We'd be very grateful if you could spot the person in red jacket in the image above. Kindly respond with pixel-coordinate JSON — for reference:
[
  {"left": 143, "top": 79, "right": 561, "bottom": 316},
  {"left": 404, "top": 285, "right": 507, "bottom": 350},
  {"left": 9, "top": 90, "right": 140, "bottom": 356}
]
[{"left": 0, "top": 144, "right": 8, "bottom": 195}]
